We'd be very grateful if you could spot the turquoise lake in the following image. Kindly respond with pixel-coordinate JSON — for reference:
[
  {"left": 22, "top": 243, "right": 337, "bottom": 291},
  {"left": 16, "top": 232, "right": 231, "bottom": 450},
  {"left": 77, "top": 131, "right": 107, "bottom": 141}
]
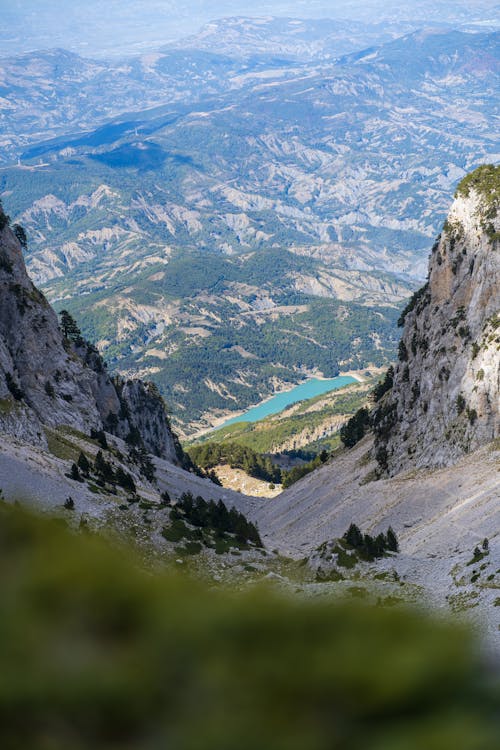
[{"left": 218, "top": 375, "right": 358, "bottom": 430}]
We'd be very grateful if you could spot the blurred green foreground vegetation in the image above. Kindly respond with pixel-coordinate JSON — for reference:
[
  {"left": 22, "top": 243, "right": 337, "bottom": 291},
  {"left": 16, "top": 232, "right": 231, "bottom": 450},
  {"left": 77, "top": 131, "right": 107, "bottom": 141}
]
[{"left": 0, "top": 502, "right": 498, "bottom": 750}]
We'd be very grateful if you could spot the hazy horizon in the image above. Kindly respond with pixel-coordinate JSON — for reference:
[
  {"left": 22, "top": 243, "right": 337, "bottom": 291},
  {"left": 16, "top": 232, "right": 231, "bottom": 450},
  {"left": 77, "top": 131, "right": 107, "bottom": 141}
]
[{"left": 1, "top": 0, "right": 498, "bottom": 58}]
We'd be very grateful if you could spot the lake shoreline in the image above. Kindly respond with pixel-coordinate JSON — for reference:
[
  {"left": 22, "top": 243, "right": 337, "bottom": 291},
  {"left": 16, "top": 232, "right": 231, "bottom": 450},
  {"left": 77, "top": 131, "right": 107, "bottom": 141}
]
[{"left": 192, "top": 369, "right": 372, "bottom": 439}]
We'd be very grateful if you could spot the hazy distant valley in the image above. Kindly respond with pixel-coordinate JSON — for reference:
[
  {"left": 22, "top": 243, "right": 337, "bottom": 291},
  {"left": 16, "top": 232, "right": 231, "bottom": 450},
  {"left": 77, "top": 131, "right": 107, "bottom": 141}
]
[{"left": 0, "top": 17, "right": 498, "bottom": 431}]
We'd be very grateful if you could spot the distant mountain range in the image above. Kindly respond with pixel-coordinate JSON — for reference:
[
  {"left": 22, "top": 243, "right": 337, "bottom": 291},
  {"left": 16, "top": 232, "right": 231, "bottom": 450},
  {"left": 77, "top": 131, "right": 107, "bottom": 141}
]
[
  {"left": 2, "top": 2, "right": 498, "bottom": 56},
  {"left": 0, "top": 20, "right": 498, "bottom": 430}
]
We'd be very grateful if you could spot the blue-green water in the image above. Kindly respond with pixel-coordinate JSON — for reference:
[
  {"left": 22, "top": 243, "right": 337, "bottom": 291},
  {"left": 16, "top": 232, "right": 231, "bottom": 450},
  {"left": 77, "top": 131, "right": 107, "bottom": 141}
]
[{"left": 218, "top": 375, "right": 357, "bottom": 430}]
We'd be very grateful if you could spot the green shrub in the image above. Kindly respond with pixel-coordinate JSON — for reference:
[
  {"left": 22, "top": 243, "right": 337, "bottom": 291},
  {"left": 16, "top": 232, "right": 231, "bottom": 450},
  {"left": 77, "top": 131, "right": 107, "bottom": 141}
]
[
  {"left": 0, "top": 503, "right": 496, "bottom": 750},
  {"left": 0, "top": 200, "right": 10, "bottom": 230},
  {"left": 5, "top": 372, "right": 23, "bottom": 401},
  {"left": 372, "top": 366, "right": 394, "bottom": 402},
  {"left": 13, "top": 224, "right": 27, "bottom": 249},
  {"left": 340, "top": 407, "right": 370, "bottom": 448},
  {"left": 398, "top": 284, "right": 429, "bottom": 327}
]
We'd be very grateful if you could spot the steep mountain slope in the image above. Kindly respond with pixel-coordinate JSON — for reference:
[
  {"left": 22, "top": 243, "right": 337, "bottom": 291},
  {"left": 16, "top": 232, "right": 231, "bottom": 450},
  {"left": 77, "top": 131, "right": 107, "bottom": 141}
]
[
  {"left": 373, "top": 165, "right": 499, "bottom": 474},
  {"left": 254, "top": 434, "right": 499, "bottom": 559},
  {"left": 0, "top": 202, "right": 264, "bottom": 562},
  {"left": 251, "top": 167, "right": 500, "bottom": 640},
  {"left": 0, "top": 204, "right": 180, "bottom": 461}
]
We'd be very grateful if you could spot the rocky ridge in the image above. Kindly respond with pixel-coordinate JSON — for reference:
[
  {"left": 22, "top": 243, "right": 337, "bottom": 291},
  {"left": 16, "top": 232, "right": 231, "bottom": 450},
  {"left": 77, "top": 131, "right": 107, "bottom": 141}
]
[
  {"left": 0, "top": 206, "right": 180, "bottom": 463},
  {"left": 372, "top": 165, "right": 499, "bottom": 475}
]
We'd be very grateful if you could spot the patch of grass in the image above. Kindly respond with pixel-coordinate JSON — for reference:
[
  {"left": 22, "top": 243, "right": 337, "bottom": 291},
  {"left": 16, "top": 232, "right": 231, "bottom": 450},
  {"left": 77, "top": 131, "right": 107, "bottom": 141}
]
[
  {"left": 373, "top": 570, "right": 400, "bottom": 582},
  {"left": 44, "top": 428, "right": 80, "bottom": 462},
  {"left": 336, "top": 548, "right": 358, "bottom": 569},
  {"left": 57, "top": 425, "right": 100, "bottom": 447},
  {"left": 316, "top": 568, "right": 345, "bottom": 583},
  {"left": 447, "top": 592, "right": 480, "bottom": 613},
  {"left": 0, "top": 398, "right": 14, "bottom": 415},
  {"left": 162, "top": 519, "right": 194, "bottom": 543},
  {"left": 215, "top": 537, "right": 233, "bottom": 555},
  {"left": 359, "top": 469, "right": 379, "bottom": 485},
  {"left": 466, "top": 550, "right": 489, "bottom": 566}
]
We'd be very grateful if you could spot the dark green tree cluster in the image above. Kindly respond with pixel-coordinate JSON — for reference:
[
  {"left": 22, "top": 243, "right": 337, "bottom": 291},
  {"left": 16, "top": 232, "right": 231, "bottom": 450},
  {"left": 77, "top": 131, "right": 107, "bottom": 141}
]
[
  {"left": 13, "top": 224, "right": 27, "bottom": 249},
  {"left": 397, "top": 283, "right": 429, "bottom": 327},
  {"left": 5, "top": 372, "right": 24, "bottom": 401},
  {"left": 90, "top": 429, "right": 108, "bottom": 450},
  {"left": 127, "top": 446, "right": 156, "bottom": 483},
  {"left": 343, "top": 523, "right": 399, "bottom": 560},
  {"left": 174, "top": 492, "right": 262, "bottom": 547},
  {"left": 189, "top": 442, "right": 330, "bottom": 490},
  {"left": 188, "top": 442, "right": 281, "bottom": 484},
  {"left": 372, "top": 366, "right": 394, "bottom": 403},
  {"left": 69, "top": 449, "right": 136, "bottom": 493},
  {"left": 59, "top": 310, "right": 85, "bottom": 347},
  {"left": 340, "top": 407, "right": 370, "bottom": 448},
  {"left": 0, "top": 199, "right": 10, "bottom": 230},
  {"left": 281, "top": 451, "right": 328, "bottom": 489}
]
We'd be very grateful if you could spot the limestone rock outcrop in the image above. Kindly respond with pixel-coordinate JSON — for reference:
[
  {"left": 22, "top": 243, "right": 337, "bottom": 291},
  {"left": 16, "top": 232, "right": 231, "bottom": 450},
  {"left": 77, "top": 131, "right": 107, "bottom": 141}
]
[
  {"left": 0, "top": 208, "right": 179, "bottom": 463},
  {"left": 373, "top": 165, "right": 499, "bottom": 475}
]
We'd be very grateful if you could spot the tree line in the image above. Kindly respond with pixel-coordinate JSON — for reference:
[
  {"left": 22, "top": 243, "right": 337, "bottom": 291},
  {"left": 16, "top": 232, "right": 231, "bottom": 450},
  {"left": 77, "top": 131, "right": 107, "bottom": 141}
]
[{"left": 172, "top": 492, "right": 262, "bottom": 547}]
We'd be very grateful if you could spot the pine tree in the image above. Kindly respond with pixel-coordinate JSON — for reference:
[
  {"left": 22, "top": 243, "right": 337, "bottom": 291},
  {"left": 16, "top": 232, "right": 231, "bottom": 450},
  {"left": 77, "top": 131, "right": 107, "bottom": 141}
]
[
  {"left": 386, "top": 527, "right": 399, "bottom": 553},
  {"left": 90, "top": 429, "right": 108, "bottom": 450},
  {"left": 69, "top": 463, "right": 81, "bottom": 482},
  {"left": 94, "top": 451, "right": 115, "bottom": 483},
  {"left": 344, "top": 523, "right": 363, "bottom": 549},
  {"left": 160, "top": 490, "right": 171, "bottom": 506},
  {"left": 59, "top": 310, "right": 84, "bottom": 345},
  {"left": 340, "top": 407, "right": 370, "bottom": 448},
  {"left": 374, "top": 533, "right": 388, "bottom": 557},
  {"left": 115, "top": 467, "right": 136, "bottom": 493},
  {"left": 363, "top": 534, "right": 377, "bottom": 559},
  {"left": 13, "top": 224, "right": 27, "bottom": 249},
  {"left": 77, "top": 452, "right": 91, "bottom": 476}
]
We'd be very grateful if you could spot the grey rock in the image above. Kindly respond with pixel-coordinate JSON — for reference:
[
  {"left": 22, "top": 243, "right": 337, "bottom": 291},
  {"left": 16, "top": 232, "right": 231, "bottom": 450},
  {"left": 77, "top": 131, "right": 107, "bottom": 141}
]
[
  {"left": 0, "top": 214, "right": 183, "bottom": 462},
  {"left": 374, "top": 169, "right": 499, "bottom": 474}
]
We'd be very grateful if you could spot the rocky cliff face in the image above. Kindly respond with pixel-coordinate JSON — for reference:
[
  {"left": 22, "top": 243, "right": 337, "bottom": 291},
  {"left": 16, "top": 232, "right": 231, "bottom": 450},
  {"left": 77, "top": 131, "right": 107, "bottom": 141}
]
[
  {"left": 0, "top": 209, "right": 179, "bottom": 463},
  {"left": 373, "top": 165, "right": 499, "bottom": 475}
]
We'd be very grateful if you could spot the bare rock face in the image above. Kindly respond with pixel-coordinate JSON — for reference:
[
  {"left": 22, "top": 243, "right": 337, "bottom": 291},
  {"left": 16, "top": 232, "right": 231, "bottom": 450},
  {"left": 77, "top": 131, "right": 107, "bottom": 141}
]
[
  {"left": 0, "top": 218, "right": 103, "bottom": 445},
  {"left": 111, "top": 379, "right": 180, "bottom": 464},
  {"left": 0, "top": 210, "right": 181, "bottom": 462},
  {"left": 373, "top": 165, "right": 499, "bottom": 475}
]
